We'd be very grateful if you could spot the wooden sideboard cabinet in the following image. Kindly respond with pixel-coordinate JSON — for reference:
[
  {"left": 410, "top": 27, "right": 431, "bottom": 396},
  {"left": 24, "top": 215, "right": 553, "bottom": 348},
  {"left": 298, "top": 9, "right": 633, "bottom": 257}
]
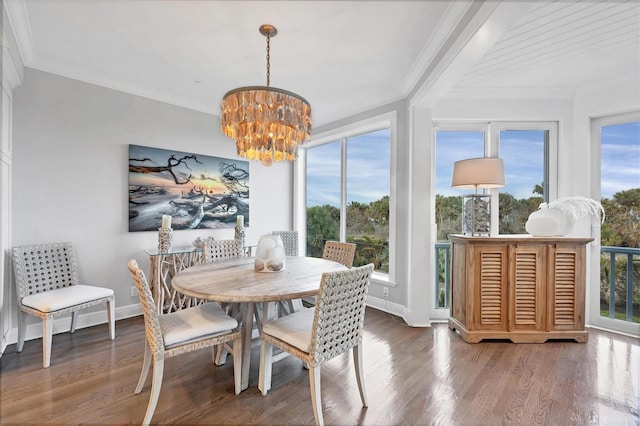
[{"left": 448, "top": 234, "right": 593, "bottom": 343}]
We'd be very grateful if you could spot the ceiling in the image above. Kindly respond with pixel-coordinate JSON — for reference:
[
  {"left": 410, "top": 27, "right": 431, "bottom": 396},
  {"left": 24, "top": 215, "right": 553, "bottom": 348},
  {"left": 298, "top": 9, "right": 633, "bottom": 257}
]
[{"left": 4, "top": 0, "right": 639, "bottom": 127}]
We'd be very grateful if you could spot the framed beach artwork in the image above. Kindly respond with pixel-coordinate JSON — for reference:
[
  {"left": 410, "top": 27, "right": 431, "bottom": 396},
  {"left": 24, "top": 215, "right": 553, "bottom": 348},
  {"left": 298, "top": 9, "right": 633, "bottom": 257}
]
[{"left": 128, "top": 144, "right": 249, "bottom": 232}]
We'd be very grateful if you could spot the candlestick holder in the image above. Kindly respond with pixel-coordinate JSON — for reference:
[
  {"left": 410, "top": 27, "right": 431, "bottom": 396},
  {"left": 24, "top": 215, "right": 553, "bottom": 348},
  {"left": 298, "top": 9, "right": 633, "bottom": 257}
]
[
  {"left": 234, "top": 225, "right": 245, "bottom": 248},
  {"left": 158, "top": 228, "right": 173, "bottom": 253}
]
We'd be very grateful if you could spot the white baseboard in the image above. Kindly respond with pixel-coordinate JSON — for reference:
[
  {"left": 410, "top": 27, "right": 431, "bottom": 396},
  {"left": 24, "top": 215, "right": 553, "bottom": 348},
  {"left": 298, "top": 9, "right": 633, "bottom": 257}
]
[
  {"left": 3, "top": 303, "right": 143, "bottom": 347},
  {"left": 366, "top": 295, "right": 408, "bottom": 321},
  {"left": 0, "top": 330, "right": 8, "bottom": 355}
]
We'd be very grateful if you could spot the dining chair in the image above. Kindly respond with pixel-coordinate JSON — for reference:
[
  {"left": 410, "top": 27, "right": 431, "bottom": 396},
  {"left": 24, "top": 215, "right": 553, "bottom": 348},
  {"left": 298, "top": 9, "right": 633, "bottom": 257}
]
[
  {"left": 322, "top": 240, "right": 357, "bottom": 268},
  {"left": 271, "top": 230, "right": 298, "bottom": 256},
  {"left": 270, "top": 230, "right": 304, "bottom": 314},
  {"left": 202, "top": 238, "right": 245, "bottom": 364},
  {"left": 127, "top": 259, "right": 242, "bottom": 426},
  {"left": 12, "top": 242, "right": 115, "bottom": 368},
  {"left": 258, "top": 263, "right": 374, "bottom": 426},
  {"left": 203, "top": 238, "right": 244, "bottom": 263},
  {"left": 303, "top": 240, "right": 358, "bottom": 308}
]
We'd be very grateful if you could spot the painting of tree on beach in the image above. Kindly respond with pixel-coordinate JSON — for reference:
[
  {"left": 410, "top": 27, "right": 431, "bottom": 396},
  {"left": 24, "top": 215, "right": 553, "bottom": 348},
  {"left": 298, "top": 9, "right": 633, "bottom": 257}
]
[{"left": 128, "top": 144, "right": 249, "bottom": 232}]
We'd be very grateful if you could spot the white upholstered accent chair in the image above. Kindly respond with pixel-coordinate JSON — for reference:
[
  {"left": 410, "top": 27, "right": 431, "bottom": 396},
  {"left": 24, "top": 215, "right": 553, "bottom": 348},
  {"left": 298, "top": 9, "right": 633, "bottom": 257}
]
[
  {"left": 203, "top": 238, "right": 244, "bottom": 263},
  {"left": 12, "top": 242, "right": 115, "bottom": 368},
  {"left": 271, "top": 230, "right": 298, "bottom": 256},
  {"left": 128, "top": 259, "right": 242, "bottom": 426},
  {"left": 258, "top": 264, "right": 374, "bottom": 426}
]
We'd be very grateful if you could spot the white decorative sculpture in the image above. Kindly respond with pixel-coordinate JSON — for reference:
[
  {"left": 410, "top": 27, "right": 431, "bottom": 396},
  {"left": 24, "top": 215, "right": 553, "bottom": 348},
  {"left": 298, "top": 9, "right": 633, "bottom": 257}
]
[
  {"left": 525, "top": 196, "right": 605, "bottom": 236},
  {"left": 255, "top": 234, "right": 286, "bottom": 272}
]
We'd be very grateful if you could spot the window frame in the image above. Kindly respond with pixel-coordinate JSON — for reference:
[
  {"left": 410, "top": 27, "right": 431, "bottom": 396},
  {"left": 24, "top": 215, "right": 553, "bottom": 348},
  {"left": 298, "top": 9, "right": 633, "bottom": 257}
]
[
  {"left": 294, "top": 112, "right": 397, "bottom": 284},
  {"left": 588, "top": 109, "right": 640, "bottom": 336},
  {"left": 433, "top": 120, "right": 557, "bottom": 235}
]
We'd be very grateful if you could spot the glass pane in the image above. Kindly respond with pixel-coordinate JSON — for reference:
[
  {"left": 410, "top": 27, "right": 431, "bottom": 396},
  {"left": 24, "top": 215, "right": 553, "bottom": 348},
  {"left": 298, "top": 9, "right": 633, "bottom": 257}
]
[
  {"left": 498, "top": 130, "right": 546, "bottom": 234},
  {"left": 599, "top": 121, "right": 640, "bottom": 323},
  {"left": 346, "top": 129, "right": 390, "bottom": 273},
  {"left": 306, "top": 141, "right": 341, "bottom": 258},
  {"left": 435, "top": 130, "right": 485, "bottom": 241}
]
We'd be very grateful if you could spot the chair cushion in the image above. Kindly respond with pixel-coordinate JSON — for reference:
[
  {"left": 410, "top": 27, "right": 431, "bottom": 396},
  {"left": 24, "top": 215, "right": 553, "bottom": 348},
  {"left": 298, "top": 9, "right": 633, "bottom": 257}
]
[
  {"left": 160, "top": 302, "right": 238, "bottom": 347},
  {"left": 262, "top": 307, "right": 315, "bottom": 353},
  {"left": 21, "top": 285, "right": 114, "bottom": 313}
]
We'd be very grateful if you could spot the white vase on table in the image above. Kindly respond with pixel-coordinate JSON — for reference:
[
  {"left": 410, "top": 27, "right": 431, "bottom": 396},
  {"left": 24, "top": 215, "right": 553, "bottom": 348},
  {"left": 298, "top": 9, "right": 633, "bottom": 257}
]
[{"left": 254, "top": 234, "right": 286, "bottom": 272}]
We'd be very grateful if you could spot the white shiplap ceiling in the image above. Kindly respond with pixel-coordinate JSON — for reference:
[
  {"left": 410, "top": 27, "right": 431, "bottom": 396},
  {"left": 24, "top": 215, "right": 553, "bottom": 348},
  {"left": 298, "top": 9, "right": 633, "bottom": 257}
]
[
  {"left": 4, "top": 0, "right": 640, "bottom": 126},
  {"left": 449, "top": 0, "right": 640, "bottom": 98}
]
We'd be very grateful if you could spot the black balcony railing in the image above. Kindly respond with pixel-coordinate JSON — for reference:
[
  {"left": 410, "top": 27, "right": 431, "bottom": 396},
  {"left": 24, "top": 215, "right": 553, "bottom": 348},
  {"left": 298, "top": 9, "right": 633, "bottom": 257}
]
[
  {"left": 435, "top": 242, "right": 451, "bottom": 309},
  {"left": 600, "top": 246, "right": 640, "bottom": 323},
  {"left": 306, "top": 236, "right": 389, "bottom": 273}
]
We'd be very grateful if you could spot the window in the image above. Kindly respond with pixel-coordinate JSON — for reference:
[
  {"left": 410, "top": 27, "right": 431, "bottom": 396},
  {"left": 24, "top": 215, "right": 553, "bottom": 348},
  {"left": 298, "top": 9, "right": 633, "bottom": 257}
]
[
  {"left": 434, "top": 128, "right": 485, "bottom": 241},
  {"left": 592, "top": 112, "right": 640, "bottom": 327},
  {"left": 496, "top": 128, "right": 549, "bottom": 234},
  {"left": 304, "top": 120, "right": 392, "bottom": 277}
]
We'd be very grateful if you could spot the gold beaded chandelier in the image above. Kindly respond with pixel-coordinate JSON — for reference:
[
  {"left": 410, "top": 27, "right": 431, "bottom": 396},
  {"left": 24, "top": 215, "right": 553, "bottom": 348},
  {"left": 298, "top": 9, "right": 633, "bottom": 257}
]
[{"left": 220, "top": 24, "right": 312, "bottom": 167}]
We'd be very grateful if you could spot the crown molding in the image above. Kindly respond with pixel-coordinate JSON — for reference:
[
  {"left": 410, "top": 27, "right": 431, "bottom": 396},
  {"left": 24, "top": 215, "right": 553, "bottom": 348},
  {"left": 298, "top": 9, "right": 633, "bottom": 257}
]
[
  {"left": 401, "top": 1, "right": 474, "bottom": 96},
  {"left": 4, "top": 0, "right": 35, "bottom": 66}
]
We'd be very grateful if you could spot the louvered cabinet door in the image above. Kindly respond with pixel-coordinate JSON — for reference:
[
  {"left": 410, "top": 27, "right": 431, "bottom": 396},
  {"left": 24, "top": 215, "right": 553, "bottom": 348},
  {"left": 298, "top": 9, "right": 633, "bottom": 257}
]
[
  {"left": 509, "top": 245, "right": 546, "bottom": 331},
  {"left": 473, "top": 245, "right": 509, "bottom": 331},
  {"left": 547, "top": 244, "right": 586, "bottom": 331}
]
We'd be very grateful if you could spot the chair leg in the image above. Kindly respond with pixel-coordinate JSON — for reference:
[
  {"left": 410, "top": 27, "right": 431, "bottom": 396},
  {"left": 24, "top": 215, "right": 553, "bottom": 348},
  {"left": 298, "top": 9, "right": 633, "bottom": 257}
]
[
  {"left": 258, "top": 340, "right": 273, "bottom": 395},
  {"left": 17, "top": 310, "right": 26, "bottom": 352},
  {"left": 107, "top": 298, "right": 116, "bottom": 340},
  {"left": 232, "top": 336, "right": 243, "bottom": 395},
  {"left": 215, "top": 343, "right": 229, "bottom": 365},
  {"left": 135, "top": 342, "right": 152, "bottom": 394},
  {"left": 42, "top": 317, "right": 54, "bottom": 368},
  {"left": 70, "top": 311, "right": 79, "bottom": 333},
  {"left": 353, "top": 342, "right": 368, "bottom": 407},
  {"left": 142, "top": 359, "right": 164, "bottom": 426},
  {"left": 309, "top": 365, "right": 324, "bottom": 426}
]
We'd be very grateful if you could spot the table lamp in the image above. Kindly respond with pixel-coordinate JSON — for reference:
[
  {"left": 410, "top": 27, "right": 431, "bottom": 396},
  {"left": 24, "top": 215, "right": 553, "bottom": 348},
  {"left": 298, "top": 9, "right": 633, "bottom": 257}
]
[{"left": 451, "top": 157, "right": 505, "bottom": 236}]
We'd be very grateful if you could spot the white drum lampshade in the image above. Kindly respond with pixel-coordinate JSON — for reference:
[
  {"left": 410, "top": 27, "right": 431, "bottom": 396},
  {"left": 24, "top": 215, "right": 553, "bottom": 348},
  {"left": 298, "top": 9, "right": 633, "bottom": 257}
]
[{"left": 451, "top": 157, "right": 505, "bottom": 236}]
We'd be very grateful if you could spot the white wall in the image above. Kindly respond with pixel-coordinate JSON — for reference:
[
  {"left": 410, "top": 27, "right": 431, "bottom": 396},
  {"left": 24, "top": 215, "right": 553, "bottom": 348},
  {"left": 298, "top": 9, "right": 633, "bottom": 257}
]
[{"left": 8, "top": 68, "right": 292, "bottom": 344}]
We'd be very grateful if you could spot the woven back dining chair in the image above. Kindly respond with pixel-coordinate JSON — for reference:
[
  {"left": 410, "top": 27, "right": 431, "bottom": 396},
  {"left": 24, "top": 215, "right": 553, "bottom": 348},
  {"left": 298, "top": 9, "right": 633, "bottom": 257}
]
[
  {"left": 322, "top": 241, "right": 357, "bottom": 268},
  {"left": 271, "top": 230, "right": 298, "bottom": 256},
  {"left": 127, "top": 259, "right": 242, "bottom": 426},
  {"left": 202, "top": 238, "right": 245, "bottom": 365},
  {"left": 258, "top": 263, "right": 374, "bottom": 426},
  {"left": 203, "top": 238, "right": 244, "bottom": 263},
  {"left": 302, "top": 240, "right": 358, "bottom": 308},
  {"left": 12, "top": 242, "right": 115, "bottom": 368}
]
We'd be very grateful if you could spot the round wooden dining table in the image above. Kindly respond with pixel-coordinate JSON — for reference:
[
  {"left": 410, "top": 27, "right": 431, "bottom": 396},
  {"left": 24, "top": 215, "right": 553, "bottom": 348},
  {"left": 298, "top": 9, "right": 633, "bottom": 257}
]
[{"left": 171, "top": 256, "right": 346, "bottom": 391}]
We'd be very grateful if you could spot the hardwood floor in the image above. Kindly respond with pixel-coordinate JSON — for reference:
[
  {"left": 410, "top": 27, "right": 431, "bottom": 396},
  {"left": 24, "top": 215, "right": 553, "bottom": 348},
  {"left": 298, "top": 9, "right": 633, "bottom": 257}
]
[{"left": 1, "top": 307, "right": 638, "bottom": 425}]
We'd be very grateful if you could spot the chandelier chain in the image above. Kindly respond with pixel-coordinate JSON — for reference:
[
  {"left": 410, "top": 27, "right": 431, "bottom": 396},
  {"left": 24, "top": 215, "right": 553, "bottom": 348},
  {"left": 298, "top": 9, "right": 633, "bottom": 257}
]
[{"left": 266, "top": 34, "right": 271, "bottom": 87}]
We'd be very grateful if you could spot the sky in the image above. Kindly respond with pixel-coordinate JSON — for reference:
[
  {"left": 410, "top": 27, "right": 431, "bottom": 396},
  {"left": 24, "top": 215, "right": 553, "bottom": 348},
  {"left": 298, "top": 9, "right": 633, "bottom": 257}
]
[
  {"left": 306, "top": 129, "right": 390, "bottom": 207},
  {"left": 306, "top": 122, "right": 639, "bottom": 207},
  {"left": 600, "top": 121, "right": 640, "bottom": 199},
  {"left": 435, "top": 130, "right": 546, "bottom": 200}
]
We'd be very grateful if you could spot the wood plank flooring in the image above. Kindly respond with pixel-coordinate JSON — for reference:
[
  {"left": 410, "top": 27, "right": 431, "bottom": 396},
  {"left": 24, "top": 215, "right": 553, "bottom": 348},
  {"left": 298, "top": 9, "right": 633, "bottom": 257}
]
[{"left": 1, "top": 307, "right": 638, "bottom": 425}]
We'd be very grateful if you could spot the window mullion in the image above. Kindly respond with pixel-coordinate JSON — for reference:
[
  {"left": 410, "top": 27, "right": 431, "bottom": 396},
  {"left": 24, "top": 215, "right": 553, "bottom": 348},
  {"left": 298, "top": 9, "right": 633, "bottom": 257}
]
[{"left": 340, "top": 137, "right": 347, "bottom": 242}]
